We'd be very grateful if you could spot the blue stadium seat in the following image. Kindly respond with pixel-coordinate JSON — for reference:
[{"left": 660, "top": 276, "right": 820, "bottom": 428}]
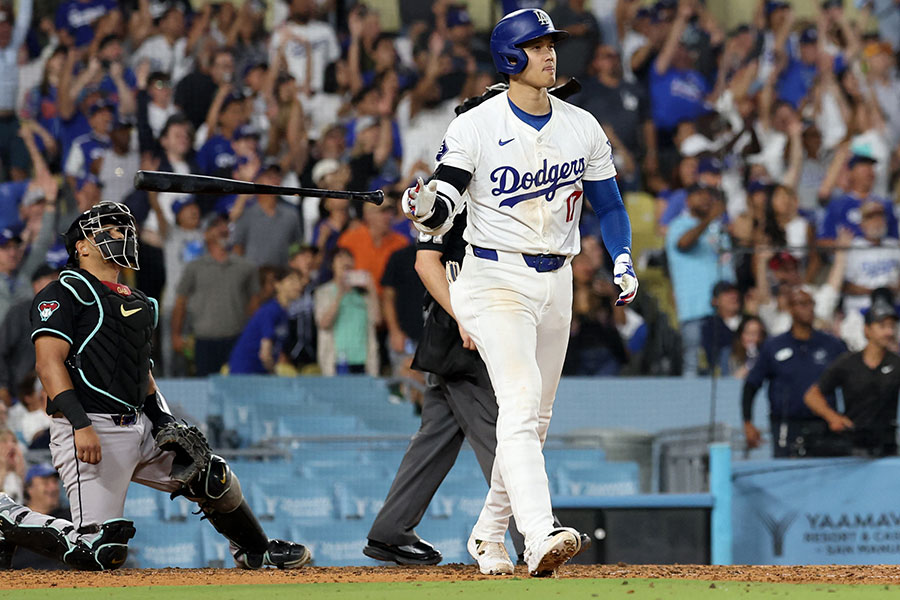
[
  {"left": 123, "top": 483, "right": 161, "bottom": 521},
  {"left": 130, "top": 521, "right": 204, "bottom": 568},
  {"left": 200, "top": 524, "right": 232, "bottom": 568},
  {"left": 160, "top": 493, "right": 195, "bottom": 522},
  {"left": 291, "top": 522, "right": 378, "bottom": 567},
  {"left": 414, "top": 520, "right": 471, "bottom": 564},
  {"left": 248, "top": 480, "right": 336, "bottom": 523},
  {"left": 335, "top": 478, "right": 391, "bottom": 520}
]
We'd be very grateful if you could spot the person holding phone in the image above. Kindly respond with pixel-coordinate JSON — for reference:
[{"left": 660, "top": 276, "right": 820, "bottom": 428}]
[{"left": 314, "top": 248, "right": 381, "bottom": 375}]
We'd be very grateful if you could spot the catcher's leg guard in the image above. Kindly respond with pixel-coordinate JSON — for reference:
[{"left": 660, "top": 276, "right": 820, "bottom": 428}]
[
  {"left": 188, "top": 457, "right": 310, "bottom": 569},
  {"left": 0, "top": 493, "right": 134, "bottom": 571}
]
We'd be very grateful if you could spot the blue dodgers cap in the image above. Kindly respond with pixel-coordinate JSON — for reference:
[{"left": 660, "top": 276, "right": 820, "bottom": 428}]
[
  {"left": 76, "top": 174, "right": 103, "bottom": 191},
  {"left": 88, "top": 99, "right": 115, "bottom": 116},
  {"left": 233, "top": 124, "right": 261, "bottom": 140},
  {"left": 25, "top": 463, "right": 58, "bottom": 485},
  {"left": 848, "top": 153, "right": 877, "bottom": 168},
  {"left": 171, "top": 196, "right": 197, "bottom": 216},
  {"left": 865, "top": 297, "right": 900, "bottom": 325},
  {"left": 698, "top": 156, "right": 723, "bottom": 174},
  {"left": 765, "top": 1, "right": 789, "bottom": 16},
  {"left": 447, "top": 6, "right": 472, "bottom": 28},
  {"left": 0, "top": 228, "right": 21, "bottom": 246},
  {"left": 799, "top": 27, "right": 818, "bottom": 45}
]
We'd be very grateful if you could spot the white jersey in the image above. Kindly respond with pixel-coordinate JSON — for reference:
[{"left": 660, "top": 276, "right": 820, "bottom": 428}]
[{"left": 436, "top": 91, "right": 616, "bottom": 257}]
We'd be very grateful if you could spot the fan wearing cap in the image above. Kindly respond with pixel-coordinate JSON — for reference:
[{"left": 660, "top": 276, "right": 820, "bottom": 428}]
[
  {"left": 842, "top": 199, "right": 900, "bottom": 316},
  {"left": 0, "top": 0, "right": 33, "bottom": 182},
  {"left": 774, "top": 27, "right": 819, "bottom": 109},
  {"left": 270, "top": 0, "right": 340, "bottom": 94},
  {"left": 649, "top": 0, "right": 712, "bottom": 137},
  {"left": 665, "top": 183, "right": 732, "bottom": 375},
  {"left": 820, "top": 154, "right": 896, "bottom": 244},
  {"left": 804, "top": 296, "right": 900, "bottom": 457},
  {"left": 195, "top": 91, "right": 247, "bottom": 176},
  {"left": 0, "top": 201, "right": 312, "bottom": 570},
  {"left": 97, "top": 117, "right": 139, "bottom": 204},
  {"left": 753, "top": 228, "right": 852, "bottom": 337},
  {"left": 63, "top": 99, "right": 114, "bottom": 187}
]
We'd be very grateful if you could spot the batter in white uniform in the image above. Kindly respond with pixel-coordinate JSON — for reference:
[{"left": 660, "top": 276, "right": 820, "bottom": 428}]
[{"left": 401, "top": 9, "right": 638, "bottom": 578}]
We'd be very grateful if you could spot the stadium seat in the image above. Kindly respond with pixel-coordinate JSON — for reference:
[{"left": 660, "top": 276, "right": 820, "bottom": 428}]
[
  {"left": 248, "top": 480, "right": 336, "bottom": 523},
  {"left": 130, "top": 521, "right": 204, "bottom": 569},
  {"left": 335, "top": 478, "right": 391, "bottom": 520},
  {"left": 291, "top": 522, "right": 379, "bottom": 568}
]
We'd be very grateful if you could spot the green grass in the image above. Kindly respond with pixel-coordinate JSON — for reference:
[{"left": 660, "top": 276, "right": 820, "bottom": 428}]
[{"left": 3, "top": 579, "right": 899, "bottom": 600}]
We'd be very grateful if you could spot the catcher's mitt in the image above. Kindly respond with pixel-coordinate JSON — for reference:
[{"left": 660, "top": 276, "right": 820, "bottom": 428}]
[{"left": 154, "top": 422, "right": 212, "bottom": 486}]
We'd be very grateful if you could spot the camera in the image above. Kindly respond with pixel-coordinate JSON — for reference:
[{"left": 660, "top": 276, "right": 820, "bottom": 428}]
[{"left": 345, "top": 269, "right": 371, "bottom": 290}]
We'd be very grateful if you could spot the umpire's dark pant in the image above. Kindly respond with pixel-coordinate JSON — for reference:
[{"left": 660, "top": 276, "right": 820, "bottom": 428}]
[{"left": 367, "top": 362, "right": 526, "bottom": 556}]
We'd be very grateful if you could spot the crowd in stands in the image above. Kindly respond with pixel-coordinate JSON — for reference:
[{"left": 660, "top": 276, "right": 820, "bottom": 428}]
[{"left": 0, "top": 0, "right": 896, "bottom": 412}]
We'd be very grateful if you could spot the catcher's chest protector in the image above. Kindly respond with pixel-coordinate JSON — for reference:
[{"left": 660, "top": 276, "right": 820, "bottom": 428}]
[{"left": 60, "top": 270, "right": 155, "bottom": 410}]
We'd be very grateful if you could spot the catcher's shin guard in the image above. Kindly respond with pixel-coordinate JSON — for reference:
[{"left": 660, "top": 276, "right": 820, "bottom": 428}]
[
  {"left": 203, "top": 498, "right": 269, "bottom": 561},
  {"left": 0, "top": 493, "right": 134, "bottom": 571}
]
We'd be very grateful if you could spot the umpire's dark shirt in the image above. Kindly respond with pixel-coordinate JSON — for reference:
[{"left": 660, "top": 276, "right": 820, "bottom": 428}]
[
  {"left": 817, "top": 350, "right": 900, "bottom": 449},
  {"left": 745, "top": 329, "right": 847, "bottom": 421},
  {"left": 416, "top": 208, "right": 468, "bottom": 308}
]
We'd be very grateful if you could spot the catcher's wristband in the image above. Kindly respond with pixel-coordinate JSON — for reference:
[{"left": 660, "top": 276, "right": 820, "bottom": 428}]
[{"left": 48, "top": 389, "right": 92, "bottom": 430}]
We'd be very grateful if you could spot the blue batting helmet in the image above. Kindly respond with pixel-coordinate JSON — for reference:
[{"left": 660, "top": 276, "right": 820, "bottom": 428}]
[{"left": 490, "top": 9, "right": 569, "bottom": 75}]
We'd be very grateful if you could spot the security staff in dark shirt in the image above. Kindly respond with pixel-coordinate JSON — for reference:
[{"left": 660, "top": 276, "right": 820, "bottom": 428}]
[
  {"left": 742, "top": 288, "right": 847, "bottom": 457},
  {"left": 805, "top": 298, "right": 900, "bottom": 457}
]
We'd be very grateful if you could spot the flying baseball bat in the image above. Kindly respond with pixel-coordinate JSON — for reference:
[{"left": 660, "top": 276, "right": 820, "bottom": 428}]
[{"left": 134, "top": 170, "right": 384, "bottom": 205}]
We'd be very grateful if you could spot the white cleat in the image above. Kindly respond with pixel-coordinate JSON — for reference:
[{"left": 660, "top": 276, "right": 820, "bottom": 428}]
[
  {"left": 467, "top": 535, "right": 515, "bottom": 575},
  {"left": 525, "top": 528, "right": 579, "bottom": 577}
]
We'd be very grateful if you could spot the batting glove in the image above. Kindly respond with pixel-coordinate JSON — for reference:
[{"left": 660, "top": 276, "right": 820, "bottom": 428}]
[
  {"left": 401, "top": 177, "right": 438, "bottom": 223},
  {"left": 613, "top": 253, "right": 638, "bottom": 306}
]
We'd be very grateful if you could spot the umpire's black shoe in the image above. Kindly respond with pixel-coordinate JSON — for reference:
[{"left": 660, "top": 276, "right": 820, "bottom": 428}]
[
  {"left": 236, "top": 539, "right": 311, "bottom": 569},
  {"left": 364, "top": 538, "right": 442, "bottom": 565}
]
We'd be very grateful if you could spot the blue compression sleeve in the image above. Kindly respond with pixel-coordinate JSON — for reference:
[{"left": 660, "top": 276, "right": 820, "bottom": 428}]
[{"left": 583, "top": 177, "right": 632, "bottom": 260}]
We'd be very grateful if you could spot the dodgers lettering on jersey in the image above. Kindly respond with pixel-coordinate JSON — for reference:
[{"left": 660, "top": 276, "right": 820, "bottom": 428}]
[{"left": 436, "top": 92, "right": 615, "bottom": 256}]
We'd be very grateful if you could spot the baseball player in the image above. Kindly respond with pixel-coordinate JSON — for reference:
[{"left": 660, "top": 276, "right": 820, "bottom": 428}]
[
  {"left": 0, "top": 202, "right": 309, "bottom": 571},
  {"left": 365, "top": 80, "right": 590, "bottom": 574},
  {"left": 401, "top": 9, "right": 637, "bottom": 577}
]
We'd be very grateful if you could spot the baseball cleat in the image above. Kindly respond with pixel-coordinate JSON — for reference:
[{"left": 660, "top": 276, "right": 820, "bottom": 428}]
[
  {"left": 363, "top": 538, "right": 442, "bottom": 565},
  {"left": 235, "top": 539, "right": 311, "bottom": 569},
  {"left": 467, "top": 536, "right": 514, "bottom": 575},
  {"left": 525, "top": 528, "right": 579, "bottom": 577},
  {"left": 575, "top": 531, "right": 592, "bottom": 557}
]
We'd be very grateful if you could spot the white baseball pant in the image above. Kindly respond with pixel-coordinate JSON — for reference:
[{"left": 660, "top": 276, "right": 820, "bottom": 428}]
[{"left": 449, "top": 247, "right": 572, "bottom": 552}]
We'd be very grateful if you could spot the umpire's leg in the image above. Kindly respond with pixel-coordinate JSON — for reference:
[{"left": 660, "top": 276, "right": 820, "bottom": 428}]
[
  {"left": 367, "top": 374, "right": 466, "bottom": 550},
  {"left": 445, "top": 361, "right": 525, "bottom": 558}
]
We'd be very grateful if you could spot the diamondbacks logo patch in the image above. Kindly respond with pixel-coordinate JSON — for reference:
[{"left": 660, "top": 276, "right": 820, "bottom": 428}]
[{"left": 38, "top": 301, "right": 60, "bottom": 322}]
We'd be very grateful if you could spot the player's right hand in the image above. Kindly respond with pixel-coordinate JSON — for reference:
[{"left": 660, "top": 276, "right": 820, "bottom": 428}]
[
  {"left": 613, "top": 254, "right": 638, "bottom": 306},
  {"left": 458, "top": 323, "right": 476, "bottom": 351},
  {"left": 401, "top": 177, "right": 438, "bottom": 223},
  {"left": 74, "top": 425, "right": 102, "bottom": 464}
]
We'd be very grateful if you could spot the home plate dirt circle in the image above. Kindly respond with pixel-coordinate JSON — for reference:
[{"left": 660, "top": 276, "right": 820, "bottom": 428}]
[{"left": 3, "top": 564, "right": 900, "bottom": 589}]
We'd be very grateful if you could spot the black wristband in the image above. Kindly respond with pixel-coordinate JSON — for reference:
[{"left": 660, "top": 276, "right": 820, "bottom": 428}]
[
  {"left": 143, "top": 392, "right": 176, "bottom": 431},
  {"left": 47, "top": 389, "right": 92, "bottom": 430}
]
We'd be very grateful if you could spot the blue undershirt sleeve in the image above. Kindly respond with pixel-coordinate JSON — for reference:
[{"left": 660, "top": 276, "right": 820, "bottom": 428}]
[{"left": 582, "top": 177, "right": 632, "bottom": 260}]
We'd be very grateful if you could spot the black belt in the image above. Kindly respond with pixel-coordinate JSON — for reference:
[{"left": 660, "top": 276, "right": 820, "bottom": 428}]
[
  {"left": 111, "top": 413, "right": 140, "bottom": 426},
  {"left": 471, "top": 245, "right": 567, "bottom": 273}
]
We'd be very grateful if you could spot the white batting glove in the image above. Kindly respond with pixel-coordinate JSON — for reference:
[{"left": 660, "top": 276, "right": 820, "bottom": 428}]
[
  {"left": 613, "top": 253, "right": 638, "bottom": 306},
  {"left": 401, "top": 177, "right": 438, "bottom": 223}
]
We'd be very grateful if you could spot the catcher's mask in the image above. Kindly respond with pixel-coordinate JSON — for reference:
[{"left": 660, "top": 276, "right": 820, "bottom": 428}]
[{"left": 64, "top": 202, "right": 140, "bottom": 270}]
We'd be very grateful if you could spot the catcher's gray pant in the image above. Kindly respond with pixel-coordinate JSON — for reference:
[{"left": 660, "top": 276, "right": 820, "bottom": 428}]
[
  {"left": 368, "top": 363, "right": 526, "bottom": 556},
  {"left": 49, "top": 413, "right": 179, "bottom": 539}
]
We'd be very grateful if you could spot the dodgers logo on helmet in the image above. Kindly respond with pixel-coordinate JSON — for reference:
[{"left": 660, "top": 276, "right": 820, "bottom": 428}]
[{"left": 490, "top": 9, "right": 569, "bottom": 76}]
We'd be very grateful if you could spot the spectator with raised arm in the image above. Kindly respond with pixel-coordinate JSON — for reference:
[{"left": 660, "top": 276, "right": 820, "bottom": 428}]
[{"left": 0, "top": 0, "right": 34, "bottom": 181}]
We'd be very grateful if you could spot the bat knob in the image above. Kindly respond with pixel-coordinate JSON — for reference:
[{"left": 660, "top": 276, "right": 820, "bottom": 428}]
[{"left": 369, "top": 190, "right": 385, "bottom": 206}]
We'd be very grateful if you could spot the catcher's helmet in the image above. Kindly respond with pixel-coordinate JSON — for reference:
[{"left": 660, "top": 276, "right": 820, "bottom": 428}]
[
  {"left": 490, "top": 9, "right": 569, "bottom": 75},
  {"left": 64, "top": 202, "right": 140, "bottom": 270}
]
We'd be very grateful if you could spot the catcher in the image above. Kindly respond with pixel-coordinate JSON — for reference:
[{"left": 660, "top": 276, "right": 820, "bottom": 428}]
[{"left": 0, "top": 201, "right": 309, "bottom": 571}]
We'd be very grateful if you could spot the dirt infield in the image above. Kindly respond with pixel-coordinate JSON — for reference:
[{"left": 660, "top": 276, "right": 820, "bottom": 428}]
[{"left": 3, "top": 564, "right": 900, "bottom": 589}]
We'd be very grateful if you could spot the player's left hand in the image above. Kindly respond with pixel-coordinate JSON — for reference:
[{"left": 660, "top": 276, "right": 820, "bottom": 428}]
[{"left": 613, "top": 254, "right": 638, "bottom": 306}]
